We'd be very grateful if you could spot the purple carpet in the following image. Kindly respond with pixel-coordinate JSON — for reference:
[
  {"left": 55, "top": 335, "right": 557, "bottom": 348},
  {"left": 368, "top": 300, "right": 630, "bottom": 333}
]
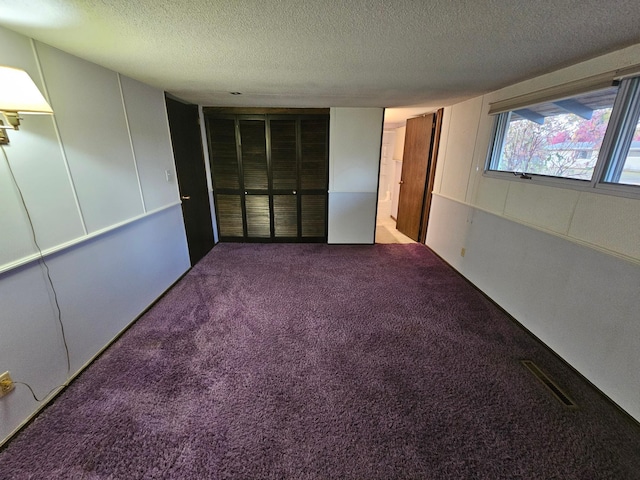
[{"left": 1, "top": 243, "right": 639, "bottom": 479}]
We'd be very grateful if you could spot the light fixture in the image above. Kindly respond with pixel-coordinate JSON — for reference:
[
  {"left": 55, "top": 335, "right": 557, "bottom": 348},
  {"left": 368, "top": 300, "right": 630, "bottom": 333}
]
[{"left": 0, "top": 65, "right": 54, "bottom": 144}]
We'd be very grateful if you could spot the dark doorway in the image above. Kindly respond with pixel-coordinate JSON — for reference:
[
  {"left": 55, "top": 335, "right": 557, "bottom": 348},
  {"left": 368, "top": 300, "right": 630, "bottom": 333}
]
[
  {"left": 166, "top": 95, "right": 214, "bottom": 265},
  {"left": 396, "top": 109, "right": 443, "bottom": 243}
]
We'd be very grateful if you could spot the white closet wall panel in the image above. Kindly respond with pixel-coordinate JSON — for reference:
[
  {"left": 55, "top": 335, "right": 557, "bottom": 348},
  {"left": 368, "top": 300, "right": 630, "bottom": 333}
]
[
  {"left": 328, "top": 192, "right": 377, "bottom": 244},
  {"left": 0, "top": 30, "right": 84, "bottom": 265},
  {"left": 119, "top": 75, "right": 179, "bottom": 211},
  {"left": 327, "top": 108, "right": 383, "bottom": 244},
  {"left": 35, "top": 42, "right": 144, "bottom": 232},
  {"left": 329, "top": 107, "right": 384, "bottom": 193}
]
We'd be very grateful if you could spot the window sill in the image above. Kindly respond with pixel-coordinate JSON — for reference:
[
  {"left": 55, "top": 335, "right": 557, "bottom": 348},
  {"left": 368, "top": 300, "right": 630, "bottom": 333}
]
[{"left": 482, "top": 170, "right": 640, "bottom": 200}]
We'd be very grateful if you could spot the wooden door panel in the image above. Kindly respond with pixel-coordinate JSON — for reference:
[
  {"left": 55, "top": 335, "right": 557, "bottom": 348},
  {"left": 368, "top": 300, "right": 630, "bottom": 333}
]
[
  {"left": 165, "top": 96, "right": 214, "bottom": 265},
  {"left": 207, "top": 111, "right": 328, "bottom": 242},
  {"left": 396, "top": 114, "right": 434, "bottom": 241},
  {"left": 209, "top": 118, "right": 240, "bottom": 190},
  {"left": 273, "top": 194, "right": 298, "bottom": 237},
  {"left": 216, "top": 194, "right": 244, "bottom": 237},
  {"left": 301, "top": 194, "right": 326, "bottom": 237},
  {"left": 245, "top": 194, "right": 271, "bottom": 238},
  {"left": 271, "top": 120, "right": 298, "bottom": 191},
  {"left": 239, "top": 120, "right": 268, "bottom": 190},
  {"left": 300, "top": 118, "right": 328, "bottom": 190}
]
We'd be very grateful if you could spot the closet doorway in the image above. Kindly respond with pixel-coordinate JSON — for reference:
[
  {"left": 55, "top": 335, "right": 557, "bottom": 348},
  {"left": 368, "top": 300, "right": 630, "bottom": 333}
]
[{"left": 204, "top": 108, "right": 329, "bottom": 243}]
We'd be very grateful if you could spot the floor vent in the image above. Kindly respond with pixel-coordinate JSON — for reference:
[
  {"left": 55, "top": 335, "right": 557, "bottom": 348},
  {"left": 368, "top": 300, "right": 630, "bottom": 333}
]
[{"left": 521, "top": 360, "right": 577, "bottom": 408}]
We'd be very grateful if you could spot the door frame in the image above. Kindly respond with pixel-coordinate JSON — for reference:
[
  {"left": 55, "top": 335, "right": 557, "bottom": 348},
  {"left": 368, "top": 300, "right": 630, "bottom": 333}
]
[
  {"left": 378, "top": 107, "right": 443, "bottom": 244},
  {"left": 418, "top": 108, "right": 444, "bottom": 243}
]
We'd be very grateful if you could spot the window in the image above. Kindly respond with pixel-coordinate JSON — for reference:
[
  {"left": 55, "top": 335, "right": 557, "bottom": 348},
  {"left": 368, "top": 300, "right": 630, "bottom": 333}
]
[
  {"left": 487, "top": 75, "right": 640, "bottom": 192},
  {"left": 618, "top": 120, "right": 640, "bottom": 185},
  {"left": 602, "top": 101, "right": 640, "bottom": 186}
]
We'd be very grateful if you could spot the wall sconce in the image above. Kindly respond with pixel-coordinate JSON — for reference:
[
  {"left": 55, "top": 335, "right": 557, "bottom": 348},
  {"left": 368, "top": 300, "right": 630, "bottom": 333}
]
[{"left": 0, "top": 65, "right": 54, "bottom": 144}]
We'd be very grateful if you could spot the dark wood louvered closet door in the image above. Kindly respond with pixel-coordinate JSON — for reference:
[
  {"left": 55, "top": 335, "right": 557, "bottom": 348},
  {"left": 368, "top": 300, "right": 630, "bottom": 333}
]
[
  {"left": 271, "top": 119, "right": 298, "bottom": 238},
  {"left": 205, "top": 109, "right": 329, "bottom": 242},
  {"left": 239, "top": 119, "right": 270, "bottom": 238},
  {"left": 208, "top": 117, "right": 243, "bottom": 237},
  {"left": 300, "top": 118, "right": 329, "bottom": 238}
]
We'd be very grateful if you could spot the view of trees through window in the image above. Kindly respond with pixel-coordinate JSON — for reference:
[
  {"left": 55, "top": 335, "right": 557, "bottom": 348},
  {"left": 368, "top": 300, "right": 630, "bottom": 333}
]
[
  {"left": 497, "top": 104, "right": 614, "bottom": 181},
  {"left": 489, "top": 79, "right": 640, "bottom": 188}
]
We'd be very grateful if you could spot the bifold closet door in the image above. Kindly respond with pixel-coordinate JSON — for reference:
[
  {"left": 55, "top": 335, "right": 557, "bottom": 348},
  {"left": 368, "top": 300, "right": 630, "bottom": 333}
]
[
  {"left": 299, "top": 118, "right": 328, "bottom": 238},
  {"left": 239, "top": 119, "right": 270, "bottom": 238},
  {"left": 270, "top": 119, "right": 298, "bottom": 238},
  {"left": 207, "top": 112, "right": 328, "bottom": 242},
  {"left": 208, "top": 118, "right": 243, "bottom": 238}
]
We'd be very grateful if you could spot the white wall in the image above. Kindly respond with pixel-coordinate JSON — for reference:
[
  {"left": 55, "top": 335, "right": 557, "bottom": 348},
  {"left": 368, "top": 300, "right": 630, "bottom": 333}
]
[
  {"left": 378, "top": 130, "right": 396, "bottom": 207},
  {"left": 427, "top": 42, "right": 640, "bottom": 421},
  {"left": 0, "top": 26, "right": 190, "bottom": 445},
  {"left": 390, "top": 125, "right": 406, "bottom": 219},
  {"left": 328, "top": 107, "right": 384, "bottom": 243}
]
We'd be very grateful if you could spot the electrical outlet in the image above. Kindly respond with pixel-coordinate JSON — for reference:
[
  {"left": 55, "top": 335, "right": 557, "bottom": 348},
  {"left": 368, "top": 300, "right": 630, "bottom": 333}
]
[
  {"left": 460, "top": 248, "right": 466, "bottom": 257},
  {"left": 0, "top": 371, "right": 14, "bottom": 398}
]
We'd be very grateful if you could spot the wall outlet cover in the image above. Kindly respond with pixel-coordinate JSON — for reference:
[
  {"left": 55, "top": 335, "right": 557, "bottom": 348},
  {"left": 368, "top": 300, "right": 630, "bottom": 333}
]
[{"left": 0, "top": 371, "right": 14, "bottom": 398}]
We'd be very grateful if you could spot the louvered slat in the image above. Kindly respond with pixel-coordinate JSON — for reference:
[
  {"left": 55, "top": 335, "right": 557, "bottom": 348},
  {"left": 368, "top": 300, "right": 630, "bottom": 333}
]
[
  {"left": 209, "top": 118, "right": 239, "bottom": 190},
  {"left": 273, "top": 195, "right": 298, "bottom": 237},
  {"left": 245, "top": 195, "right": 271, "bottom": 238},
  {"left": 270, "top": 120, "right": 297, "bottom": 190},
  {"left": 240, "top": 120, "right": 268, "bottom": 190},
  {"left": 216, "top": 194, "right": 244, "bottom": 237},
  {"left": 301, "top": 195, "right": 326, "bottom": 237},
  {"left": 300, "top": 118, "right": 328, "bottom": 190}
]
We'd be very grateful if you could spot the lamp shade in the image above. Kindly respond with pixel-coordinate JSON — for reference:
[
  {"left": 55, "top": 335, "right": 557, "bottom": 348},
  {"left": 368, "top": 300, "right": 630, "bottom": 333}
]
[{"left": 0, "top": 66, "right": 53, "bottom": 114}]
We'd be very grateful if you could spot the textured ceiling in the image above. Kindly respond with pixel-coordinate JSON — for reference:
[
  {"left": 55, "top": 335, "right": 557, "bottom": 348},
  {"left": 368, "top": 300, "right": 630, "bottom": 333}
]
[{"left": 2, "top": 0, "right": 640, "bottom": 121}]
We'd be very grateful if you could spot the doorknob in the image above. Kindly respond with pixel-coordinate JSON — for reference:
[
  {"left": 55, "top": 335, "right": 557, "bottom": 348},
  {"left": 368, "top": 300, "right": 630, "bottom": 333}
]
[
  {"left": 399, "top": 181, "right": 404, "bottom": 184},
  {"left": 181, "top": 195, "right": 191, "bottom": 200}
]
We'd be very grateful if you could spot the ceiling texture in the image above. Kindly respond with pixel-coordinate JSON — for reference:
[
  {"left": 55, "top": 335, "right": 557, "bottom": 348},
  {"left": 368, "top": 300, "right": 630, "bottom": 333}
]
[{"left": 2, "top": 0, "right": 640, "bottom": 124}]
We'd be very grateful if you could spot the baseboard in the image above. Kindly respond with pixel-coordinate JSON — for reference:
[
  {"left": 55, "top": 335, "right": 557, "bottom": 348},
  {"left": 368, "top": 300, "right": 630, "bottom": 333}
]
[
  {"left": 0, "top": 266, "right": 192, "bottom": 450},
  {"left": 421, "top": 243, "right": 640, "bottom": 431}
]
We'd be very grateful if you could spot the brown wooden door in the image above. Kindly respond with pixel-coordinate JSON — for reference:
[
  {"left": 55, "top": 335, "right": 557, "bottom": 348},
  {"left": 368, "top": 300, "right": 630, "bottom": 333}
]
[{"left": 396, "top": 114, "right": 435, "bottom": 241}]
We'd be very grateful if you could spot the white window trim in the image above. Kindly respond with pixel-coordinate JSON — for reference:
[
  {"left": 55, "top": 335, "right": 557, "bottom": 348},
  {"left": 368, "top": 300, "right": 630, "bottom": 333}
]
[{"left": 484, "top": 75, "right": 640, "bottom": 200}]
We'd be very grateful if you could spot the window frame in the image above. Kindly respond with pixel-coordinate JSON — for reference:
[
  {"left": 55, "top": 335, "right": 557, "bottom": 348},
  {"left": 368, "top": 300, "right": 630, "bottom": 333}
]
[{"left": 485, "top": 75, "right": 640, "bottom": 199}]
